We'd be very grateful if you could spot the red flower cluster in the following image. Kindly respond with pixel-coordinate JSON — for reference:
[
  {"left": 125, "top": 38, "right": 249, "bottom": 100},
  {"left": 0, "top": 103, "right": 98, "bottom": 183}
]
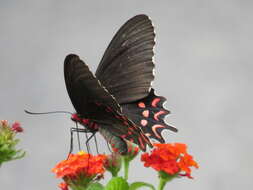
[
  {"left": 141, "top": 143, "right": 198, "bottom": 178},
  {"left": 52, "top": 151, "right": 106, "bottom": 179},
  {"left": 1, "top": 120, "right": 23, "bottom": 133}
]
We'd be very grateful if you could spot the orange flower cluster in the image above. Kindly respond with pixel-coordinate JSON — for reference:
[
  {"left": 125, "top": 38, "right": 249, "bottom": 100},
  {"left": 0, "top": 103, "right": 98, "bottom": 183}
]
[
  {"left": 141, "top": 143, "right": 198, "bottom": 178},
  {"left": 52, "top": 151, "right": 107, "bottom": 179}
]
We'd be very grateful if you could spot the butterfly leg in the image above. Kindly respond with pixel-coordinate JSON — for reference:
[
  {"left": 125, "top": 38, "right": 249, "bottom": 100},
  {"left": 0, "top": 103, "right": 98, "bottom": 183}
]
[
  {"left": 85, "top": 133, "right": 90, "bottom": 153},
  {"left": 83, "top": 132, "right": 96, "bottom": 174},
  {"left": 68, "top": 127, "right": 90, "bottom": 158},
  {"left": 85, "top": 132, "right": 96, "bottom": 154},
  {"left": 75, "top": 122, "right": 81, "bottom": 151},
  {"left": 94, "top": 134, "right": 99, "bottom": 154}
]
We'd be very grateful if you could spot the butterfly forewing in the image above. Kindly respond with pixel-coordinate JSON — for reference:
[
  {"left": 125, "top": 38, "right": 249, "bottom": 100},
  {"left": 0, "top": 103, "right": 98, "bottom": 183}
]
[
  {"left": 95, "top": 14, "right": 155, "bottom": 104},
  {"left": 64, "top": 54, "right": 121, "bottom": 117}
]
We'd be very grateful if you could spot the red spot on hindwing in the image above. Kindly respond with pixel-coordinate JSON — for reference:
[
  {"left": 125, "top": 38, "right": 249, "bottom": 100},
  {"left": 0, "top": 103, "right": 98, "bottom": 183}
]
[
  {"left": 141, "top": 119, "right": 148, "bottom": 126},
  {"left": 138, "top": 102, "right": 146, "bottom": 108},
  {"left": 151, "top": 98, "right": 160, "bottom": 107},
  {"left": 142, "top": 110, "right": 149, "bottom": 117},
  {"left": 154, "top": 111, "right": 166, "bottom": 121},
  {"left": 152, "top": 124, "right": 165, "bottom": 139}
]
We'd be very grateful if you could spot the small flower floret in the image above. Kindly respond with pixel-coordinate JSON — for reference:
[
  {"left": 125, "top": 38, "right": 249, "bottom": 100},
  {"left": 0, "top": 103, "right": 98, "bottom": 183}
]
[{"left": 58, "top": 182, "right": 69, "bottom": 190}]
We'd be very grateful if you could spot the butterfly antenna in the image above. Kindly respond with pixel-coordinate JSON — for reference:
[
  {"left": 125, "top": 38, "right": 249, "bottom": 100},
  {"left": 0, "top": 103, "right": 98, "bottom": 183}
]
[{"left": 25, "top": 110, "right": 73, "bottom": 115}]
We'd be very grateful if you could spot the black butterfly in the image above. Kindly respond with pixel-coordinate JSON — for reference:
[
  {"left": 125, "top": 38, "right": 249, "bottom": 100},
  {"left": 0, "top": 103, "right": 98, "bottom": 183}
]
[{"left": 64, "top": 14, "right": 177, "bottom": 155}]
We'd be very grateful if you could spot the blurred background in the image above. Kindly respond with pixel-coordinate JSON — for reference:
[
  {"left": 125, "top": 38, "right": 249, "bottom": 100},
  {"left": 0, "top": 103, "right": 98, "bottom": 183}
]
[{"left": 0, "top": 0, "right": 252, "bottom": 189}]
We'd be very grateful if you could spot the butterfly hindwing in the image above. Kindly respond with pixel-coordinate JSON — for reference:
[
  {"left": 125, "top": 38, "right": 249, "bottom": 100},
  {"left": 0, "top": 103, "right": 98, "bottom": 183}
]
[
  {"left": 122, "top": 89, "right": 178, "bottom": 143},
  {"left": 95, "top": 14, "right": 155, "bottom": 104}
]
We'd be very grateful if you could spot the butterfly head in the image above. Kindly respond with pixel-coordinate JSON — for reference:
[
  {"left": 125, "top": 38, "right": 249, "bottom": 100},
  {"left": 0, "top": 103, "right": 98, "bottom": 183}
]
[{"left": 71, "top": 113, "right": 81, "bottom": 122}]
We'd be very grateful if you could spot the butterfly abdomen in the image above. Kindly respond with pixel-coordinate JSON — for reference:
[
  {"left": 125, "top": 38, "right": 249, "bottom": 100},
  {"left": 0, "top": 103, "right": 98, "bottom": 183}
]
[
  {"left": 122, "top": 89, "right": 178, "bottom": 143},
  {"left": 99, "top": 127, "right": 128, "bottom": 155}
]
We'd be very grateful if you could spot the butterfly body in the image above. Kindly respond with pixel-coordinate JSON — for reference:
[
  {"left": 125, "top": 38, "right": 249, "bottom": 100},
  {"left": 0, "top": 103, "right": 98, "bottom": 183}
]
[
  {"left": 64, "top": 15, "right": 177, "bottom": 154},
  {"left": 71, "top": 114, "right": 99, "bottom": 132}
]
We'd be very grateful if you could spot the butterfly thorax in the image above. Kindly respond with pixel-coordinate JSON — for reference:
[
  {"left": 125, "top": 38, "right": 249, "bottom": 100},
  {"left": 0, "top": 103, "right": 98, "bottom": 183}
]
[{"left": 71, "top": 113, "right": 99, "bottom": 132}]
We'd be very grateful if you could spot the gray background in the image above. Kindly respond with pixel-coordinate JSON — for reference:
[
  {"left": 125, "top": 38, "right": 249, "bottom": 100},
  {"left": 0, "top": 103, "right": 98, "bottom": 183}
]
[{"left": 0, "top": 0, "right": 252, "bottom": 189}]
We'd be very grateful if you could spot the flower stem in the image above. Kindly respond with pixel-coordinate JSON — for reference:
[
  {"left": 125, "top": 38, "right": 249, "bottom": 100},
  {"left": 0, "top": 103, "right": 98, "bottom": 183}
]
[
  {"left": 157, "top": 172, "right": 175, "bottom": 190},
  {"left": 158, "top": 177, "right": 167, "bottom": 190},
  {"left": 111, "top": 170, "right": 118, "bottom": 177},
  {"left": 123, "top": 157, "right": 129, "bottom": 180}
]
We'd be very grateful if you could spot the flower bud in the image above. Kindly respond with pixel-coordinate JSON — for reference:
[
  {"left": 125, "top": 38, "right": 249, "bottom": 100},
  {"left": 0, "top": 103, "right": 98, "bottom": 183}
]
[
  {"left": 104, "top": 152, "right": 122, "bottom": 177},
  {"left": 11, "top": 122, "right": 23, "bottom": 133},
  {"left": 123, "top": 141, "right": 139, "bottom": 162}
]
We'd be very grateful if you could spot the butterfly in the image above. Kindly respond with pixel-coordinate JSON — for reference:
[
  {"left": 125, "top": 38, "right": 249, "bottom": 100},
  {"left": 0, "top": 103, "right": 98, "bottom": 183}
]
[{"left": 64, "top": 14, "right": 178, "bottom": 155}]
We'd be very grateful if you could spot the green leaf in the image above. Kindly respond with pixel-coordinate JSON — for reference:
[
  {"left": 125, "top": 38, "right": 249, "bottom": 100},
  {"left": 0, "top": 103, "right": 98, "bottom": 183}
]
[
  {"left": 105, "top": 177, "right": 129, "bottom": 190},
  {"left": 87, "top": 182, "right": 104, "bottom": 190},
  {"left": 129, "top": 182, "right": 155, "bottom": 190}
]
